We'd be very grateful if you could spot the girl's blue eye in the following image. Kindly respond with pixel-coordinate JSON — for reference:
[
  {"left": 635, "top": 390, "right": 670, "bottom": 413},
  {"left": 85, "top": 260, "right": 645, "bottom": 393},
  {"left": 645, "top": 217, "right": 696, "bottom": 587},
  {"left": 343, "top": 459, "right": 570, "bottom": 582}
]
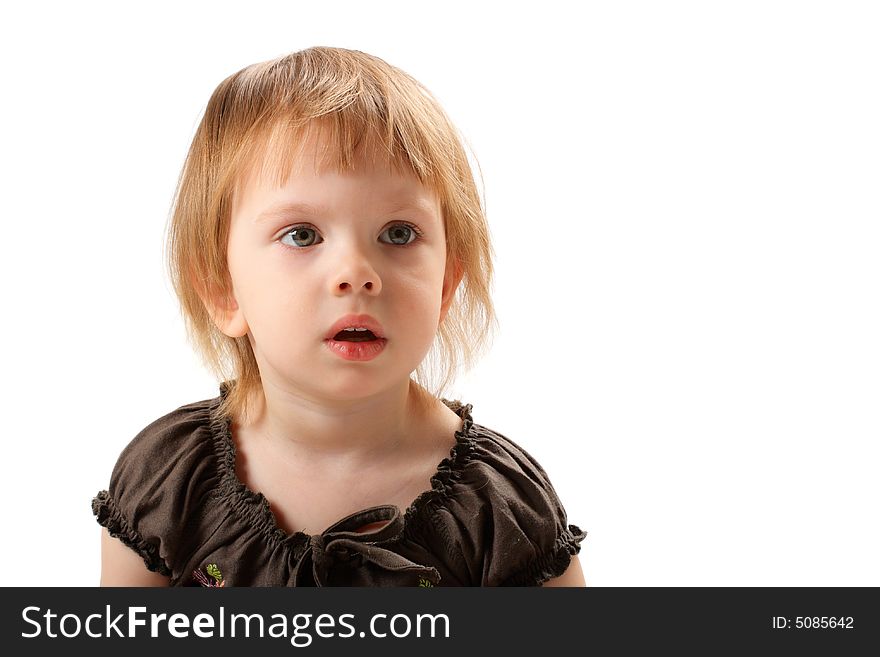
[
  {"left": 280, "top": 226, "right": 322, "bottom": 248},
  {"left": 380, "top": 224, "right": 418, "bottom": 245}
]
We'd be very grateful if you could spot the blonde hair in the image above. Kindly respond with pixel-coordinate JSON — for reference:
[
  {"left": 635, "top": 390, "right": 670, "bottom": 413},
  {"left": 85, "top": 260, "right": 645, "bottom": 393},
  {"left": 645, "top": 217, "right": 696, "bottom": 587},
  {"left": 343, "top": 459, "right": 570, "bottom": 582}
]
[{"left": 165, "top": 46, "right": 497, "bottom": 422}]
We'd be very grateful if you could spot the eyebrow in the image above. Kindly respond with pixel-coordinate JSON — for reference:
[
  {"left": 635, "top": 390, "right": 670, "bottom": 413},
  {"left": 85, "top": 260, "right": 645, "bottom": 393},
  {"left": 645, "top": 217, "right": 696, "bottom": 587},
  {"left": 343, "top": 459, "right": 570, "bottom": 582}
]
[{"left": 254, "top": 199, "right": 437, "bottom": 224}]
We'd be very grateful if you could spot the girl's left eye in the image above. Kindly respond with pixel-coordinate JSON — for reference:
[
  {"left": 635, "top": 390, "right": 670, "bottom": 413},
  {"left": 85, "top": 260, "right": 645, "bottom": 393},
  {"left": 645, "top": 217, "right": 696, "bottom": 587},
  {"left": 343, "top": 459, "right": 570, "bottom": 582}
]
[{"left": 379, "top": 223, "right": 421, "bottom": 245}]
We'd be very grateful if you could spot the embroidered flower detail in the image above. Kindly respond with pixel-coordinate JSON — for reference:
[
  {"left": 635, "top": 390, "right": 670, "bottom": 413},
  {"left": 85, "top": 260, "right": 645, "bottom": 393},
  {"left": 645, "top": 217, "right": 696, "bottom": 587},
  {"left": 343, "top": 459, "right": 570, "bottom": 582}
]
[
  {"left": 417, "top": 577, "right": 434, "bottom": 587},
  {"left": 193, "top": 563, "right": 225, "bottom": 587}
]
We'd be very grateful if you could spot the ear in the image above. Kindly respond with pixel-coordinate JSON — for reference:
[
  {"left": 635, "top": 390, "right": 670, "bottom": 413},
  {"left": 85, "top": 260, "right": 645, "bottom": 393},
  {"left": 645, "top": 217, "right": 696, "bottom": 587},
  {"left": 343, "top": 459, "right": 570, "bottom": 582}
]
[
  {"left": 194, "top": 274, "right": 249, "bottom": 339},
  {"left": 439, "top": 256, "right": 464, "bottom": 324}
]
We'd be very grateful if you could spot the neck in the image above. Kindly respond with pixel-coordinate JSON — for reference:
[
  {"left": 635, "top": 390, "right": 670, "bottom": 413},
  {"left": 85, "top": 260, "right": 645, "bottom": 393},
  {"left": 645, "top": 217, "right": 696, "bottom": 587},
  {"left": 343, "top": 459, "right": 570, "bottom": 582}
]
[{"left": 239, "top": 378, "right": 436, "bottom": 477}]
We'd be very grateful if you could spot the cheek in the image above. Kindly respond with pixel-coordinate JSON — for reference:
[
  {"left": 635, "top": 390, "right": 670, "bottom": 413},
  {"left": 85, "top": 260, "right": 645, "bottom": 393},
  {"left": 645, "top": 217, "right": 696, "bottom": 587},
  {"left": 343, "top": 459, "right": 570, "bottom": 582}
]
[
  {"left": 396, "top": 267, "right": 442, "bottom": 303},
  {"left": 395, "top": 275, "right": 444, "bottom": 335},
  {"left": 228, "top": 253, "right": 308, "bottom": 339},
  {"left": 226, "top": 234, "right": 263, "bottom": 296}
]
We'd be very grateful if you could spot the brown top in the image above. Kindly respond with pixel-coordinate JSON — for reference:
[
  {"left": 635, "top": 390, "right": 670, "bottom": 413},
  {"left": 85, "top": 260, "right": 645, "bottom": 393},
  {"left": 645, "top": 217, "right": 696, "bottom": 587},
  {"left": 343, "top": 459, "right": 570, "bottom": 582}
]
[{"left": 92, "top": 383, "right": 586, "bottom": 587}]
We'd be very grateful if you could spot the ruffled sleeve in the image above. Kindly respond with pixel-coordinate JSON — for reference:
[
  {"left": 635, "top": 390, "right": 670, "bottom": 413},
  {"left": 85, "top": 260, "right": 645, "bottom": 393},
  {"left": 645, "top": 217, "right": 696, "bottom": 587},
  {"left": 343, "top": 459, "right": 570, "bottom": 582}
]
[
  {"left": 91, "top": 397, "right": 221, "bottom": 580},
  {"left": 423, "top": 419, "right": 586, "bottom": 586}
]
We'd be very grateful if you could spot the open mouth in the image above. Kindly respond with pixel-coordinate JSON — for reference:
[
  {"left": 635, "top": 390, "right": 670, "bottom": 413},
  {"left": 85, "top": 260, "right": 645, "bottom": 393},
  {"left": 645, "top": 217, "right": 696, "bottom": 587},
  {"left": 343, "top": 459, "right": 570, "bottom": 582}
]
[
  {"left": 332, "top": 329, "right": 380, "bottom": 342},
  {"left": 324, "top": 330, "right": 387, "bottom": 362}
]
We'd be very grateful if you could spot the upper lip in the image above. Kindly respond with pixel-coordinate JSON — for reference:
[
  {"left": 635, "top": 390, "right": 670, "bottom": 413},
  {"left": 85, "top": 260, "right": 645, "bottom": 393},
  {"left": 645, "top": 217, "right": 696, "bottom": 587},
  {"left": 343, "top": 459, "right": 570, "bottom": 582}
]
[{"left": 324, "top": 314, "right": 386, "bottom": 340}]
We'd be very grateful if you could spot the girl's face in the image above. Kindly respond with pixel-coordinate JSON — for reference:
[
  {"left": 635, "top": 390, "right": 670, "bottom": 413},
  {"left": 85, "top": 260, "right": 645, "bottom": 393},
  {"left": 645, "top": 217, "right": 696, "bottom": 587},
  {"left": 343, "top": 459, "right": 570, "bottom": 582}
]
[{"left": 220, "top": 135, "right": 458, "bottom": 404}]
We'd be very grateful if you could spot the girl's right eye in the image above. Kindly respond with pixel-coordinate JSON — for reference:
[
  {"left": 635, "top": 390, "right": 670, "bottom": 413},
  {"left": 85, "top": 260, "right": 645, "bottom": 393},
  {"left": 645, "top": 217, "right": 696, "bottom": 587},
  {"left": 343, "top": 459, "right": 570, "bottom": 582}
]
[{"left": 279, "top": 225, "right": 323, "bottom": 248}]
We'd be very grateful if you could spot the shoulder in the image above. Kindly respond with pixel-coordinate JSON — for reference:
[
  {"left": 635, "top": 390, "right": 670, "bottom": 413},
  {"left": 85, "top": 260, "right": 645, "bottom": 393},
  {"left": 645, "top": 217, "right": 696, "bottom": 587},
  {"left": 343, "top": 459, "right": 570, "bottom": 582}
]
[
  {"left": 469, "top": 422, "right": 559, "bottom": 489},
  {"left": 417, "top": 402, "right": 587, "bottom": 586},
  {"left": 108, "top": 395, "right": 219, "bottom": 494},
  {"left": 92, "top": 390, "right": 224, "bottom": 580},
  {"left": 466, "top": 423, "right": 584, "bottom": 552}
]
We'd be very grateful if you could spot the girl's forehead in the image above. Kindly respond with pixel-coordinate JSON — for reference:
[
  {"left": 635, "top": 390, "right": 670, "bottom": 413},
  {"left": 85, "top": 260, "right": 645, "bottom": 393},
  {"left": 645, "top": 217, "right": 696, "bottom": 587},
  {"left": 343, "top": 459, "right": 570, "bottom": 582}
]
[
  {"left": 236, "top": 126, "right": 435, "bottom": 200},
  {"left": 230, "top": 139, "right": 442, "bottom": 225}
]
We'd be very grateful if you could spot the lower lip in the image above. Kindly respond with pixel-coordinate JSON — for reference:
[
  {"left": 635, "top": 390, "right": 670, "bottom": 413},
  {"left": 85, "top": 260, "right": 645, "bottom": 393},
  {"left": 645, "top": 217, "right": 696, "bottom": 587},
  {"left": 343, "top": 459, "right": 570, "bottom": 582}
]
[{"left": 324, "top": 338, "right": 388, "bottom": 361}]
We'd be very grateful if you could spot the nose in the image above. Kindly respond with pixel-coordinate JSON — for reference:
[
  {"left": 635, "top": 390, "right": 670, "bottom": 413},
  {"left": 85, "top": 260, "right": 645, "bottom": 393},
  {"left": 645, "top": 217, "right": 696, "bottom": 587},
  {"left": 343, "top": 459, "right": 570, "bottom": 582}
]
[{"left": 330, "top": 245, "right": 383, "bottom": 297}]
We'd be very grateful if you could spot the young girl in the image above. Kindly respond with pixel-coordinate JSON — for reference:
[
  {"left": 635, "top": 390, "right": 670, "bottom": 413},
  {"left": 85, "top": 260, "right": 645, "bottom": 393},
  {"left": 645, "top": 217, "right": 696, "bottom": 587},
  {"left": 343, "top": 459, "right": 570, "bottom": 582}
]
[{"left": 92, "top": 46, "right": 586, "bottom": 587}]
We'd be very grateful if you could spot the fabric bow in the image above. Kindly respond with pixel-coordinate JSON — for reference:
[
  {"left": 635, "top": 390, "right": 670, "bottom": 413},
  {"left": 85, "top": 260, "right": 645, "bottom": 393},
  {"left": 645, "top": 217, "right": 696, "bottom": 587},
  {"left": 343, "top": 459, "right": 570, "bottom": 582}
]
[{"left": 291, "top": 504, "right": 441, "bottom": 587}]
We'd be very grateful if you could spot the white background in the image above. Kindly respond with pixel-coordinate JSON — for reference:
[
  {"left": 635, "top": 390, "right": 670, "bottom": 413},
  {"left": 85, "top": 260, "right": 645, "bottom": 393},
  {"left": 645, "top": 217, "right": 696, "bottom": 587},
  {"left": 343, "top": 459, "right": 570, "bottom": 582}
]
[{"left": 1, "top": 0, "right": 877, "bottom": 586}]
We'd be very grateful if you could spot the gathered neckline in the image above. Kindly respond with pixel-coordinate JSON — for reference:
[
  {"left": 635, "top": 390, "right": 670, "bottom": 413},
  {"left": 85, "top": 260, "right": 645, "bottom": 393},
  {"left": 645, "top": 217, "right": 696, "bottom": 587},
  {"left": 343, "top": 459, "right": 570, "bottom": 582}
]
[{"left": 206, "top": 382, "right": 476, "bottom": 557}]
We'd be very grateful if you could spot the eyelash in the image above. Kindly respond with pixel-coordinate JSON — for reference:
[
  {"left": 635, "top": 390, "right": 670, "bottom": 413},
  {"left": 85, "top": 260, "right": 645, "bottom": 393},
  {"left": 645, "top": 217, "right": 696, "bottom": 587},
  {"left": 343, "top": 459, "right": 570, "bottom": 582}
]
[{"left": 277, "top": 222, "right": 424, "bottom": 250}]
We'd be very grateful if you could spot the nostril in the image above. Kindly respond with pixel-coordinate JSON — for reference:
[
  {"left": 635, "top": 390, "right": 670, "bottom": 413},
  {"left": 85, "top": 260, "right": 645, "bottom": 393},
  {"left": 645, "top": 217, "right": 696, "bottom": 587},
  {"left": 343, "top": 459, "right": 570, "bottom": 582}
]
[{"left": 336, "top": 281, "right": 376, "bottom": 291}]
